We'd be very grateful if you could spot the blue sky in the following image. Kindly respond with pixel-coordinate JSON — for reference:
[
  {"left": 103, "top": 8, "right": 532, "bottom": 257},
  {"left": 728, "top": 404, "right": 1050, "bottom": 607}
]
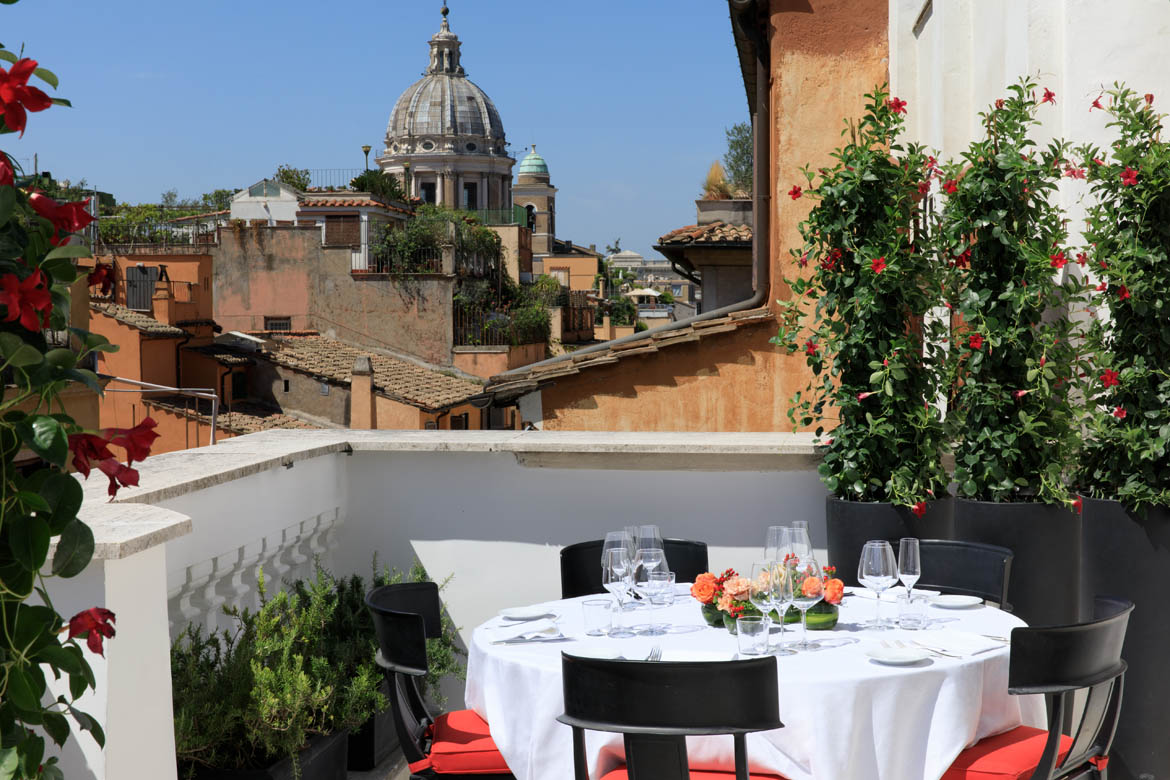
[{"left": 2, "top": 1, "right": 747, "bottom": 261}]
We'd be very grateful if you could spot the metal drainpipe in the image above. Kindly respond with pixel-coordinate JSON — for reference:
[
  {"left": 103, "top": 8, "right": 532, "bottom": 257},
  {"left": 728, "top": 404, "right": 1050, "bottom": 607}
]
[{"left": 495, "top": 0, "right": 770, "bottom": 377}]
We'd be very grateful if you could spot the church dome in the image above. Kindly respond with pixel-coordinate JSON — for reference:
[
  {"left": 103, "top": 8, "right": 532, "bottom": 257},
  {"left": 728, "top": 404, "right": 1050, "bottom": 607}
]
[
  {"left": 517, "top": 146, "right": 549, "bottom": 175},
  {"left": 384, "top": 5, "right": 506, "bottom": 155}
]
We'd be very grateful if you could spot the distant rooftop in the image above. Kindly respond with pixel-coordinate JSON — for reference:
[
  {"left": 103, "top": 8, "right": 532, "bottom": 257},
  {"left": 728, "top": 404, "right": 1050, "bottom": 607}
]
[{"left": 90, "top": 302, "right": 187, "bottom": 337}]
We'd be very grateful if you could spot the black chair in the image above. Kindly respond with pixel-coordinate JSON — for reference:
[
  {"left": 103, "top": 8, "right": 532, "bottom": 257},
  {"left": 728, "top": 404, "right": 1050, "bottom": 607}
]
[
  {"left": 942, "top": 597, "right": 1134, "bottom": 780},
  {"left": 916, "top": 539, "right": 1014, "bottom": 610},
  {"left": 558, "top": 652, "right": 785, "bottom": 780},
  {"left": 560, "top": 539, "right": 710, "bottom": 599},
  {"left": 366, "top": 583, "right": 514, "bottom": 779}
]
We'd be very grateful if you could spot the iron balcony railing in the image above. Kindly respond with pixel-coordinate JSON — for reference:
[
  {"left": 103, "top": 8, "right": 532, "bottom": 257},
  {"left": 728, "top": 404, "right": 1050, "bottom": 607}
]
[{"left": 467, "top": 205, "right": 529, "bottom": 226}]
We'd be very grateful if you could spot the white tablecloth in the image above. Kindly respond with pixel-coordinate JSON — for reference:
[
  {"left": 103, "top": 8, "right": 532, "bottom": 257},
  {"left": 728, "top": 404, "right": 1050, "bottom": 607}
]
[{"left": 466, "top": 589, "right": 1046, "bottom": 780}]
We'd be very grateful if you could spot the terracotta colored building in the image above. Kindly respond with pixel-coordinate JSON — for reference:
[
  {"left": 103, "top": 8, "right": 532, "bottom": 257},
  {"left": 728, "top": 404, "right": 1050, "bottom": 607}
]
[{"left": 488, "top": 0, "right": 887, "bottom": 431}]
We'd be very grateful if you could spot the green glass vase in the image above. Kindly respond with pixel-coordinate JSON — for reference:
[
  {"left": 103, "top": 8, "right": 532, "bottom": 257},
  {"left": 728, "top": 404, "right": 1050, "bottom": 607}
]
[{"left": 782, "top": 602, "right": 839, "bottom": 630}]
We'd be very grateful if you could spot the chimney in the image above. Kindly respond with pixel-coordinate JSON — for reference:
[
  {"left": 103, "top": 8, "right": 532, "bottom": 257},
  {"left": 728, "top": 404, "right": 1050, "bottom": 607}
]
[
  {"left": 350, "top": 356, "right": 377, "bottom": 429},
  {"left": 151, "top": 265, "right": 174, "bottom": 325}
]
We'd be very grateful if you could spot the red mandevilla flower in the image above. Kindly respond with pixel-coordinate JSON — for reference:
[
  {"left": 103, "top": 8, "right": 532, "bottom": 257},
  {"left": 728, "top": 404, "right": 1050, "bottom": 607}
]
[
  {"left": 967, "top": 333, "right": 984, "bottom": 350},
  {"left": 67, "top": 607, "right": 116, "bottom": 657},
  {"left": 97, "top": 459, "right": 139, "bottom": 497},
  {"left": 28, "top": 192, "right": 95, "bottom": 246},
  {"left": 0, "top": 152, "right": 12, "bottom": 187},
  {"left": 1100, "top": 369, "right": 1120, "bottom": 388},
  {"left": 67, "top": 433, "right": 114, "bottom": 477},
  {"left": 0, "top": 269, "right": 52, "bottom": 331},
  {"left": 804, "top": 339, "right": 817, "bottom": 356},
  {"left": 1073, "top": 495, "right": 1083, "bottom": 515},
  {"left": 886, "top": 96, "right": 907, "bottom": 114},
  {"left": 1092, "top": 157, "right": 1105, "bottom": 166},
  {"left": 1064, "top": 167, "right": 1086, "bottom": 179},
  {"left": 1041, "top": 88, "right": 1056, "bottom": 104},
  {"left": 1090, "top": 96, "right": 1105, "bottom": 111},
  {"left": 995, "top": 98, "right": 1005, "bottom": 110},
  {"left": 1075, "top": 252, "right": 1088, "bottom": 266},
  {"left": 1049, "top": 251, "right": 1067, "bottom": 269},
  {"left": 942, "top": 179, "right": 958, "bottom": 195},
  {"left": 1120, "top": 167, "right": 1139, "bottom": 187},
  {"left": 917, "top": 180, "right": 931, "bottom": 195},
  {"left": 104, "top": 417, "right": 159, "bottom": 465},
  {"left": 870, "top": 256, "right": 887, "bottom": 274},
  {"left": 1113, "top": 406, "right": 1127, "bottom": 419},
  {"left": 857, "top": 392, "right": 874, "bottom": 401},
  {"left": 1118, "top": 285, "right": 1131, "bottom": 301},
  {"left": 798, "top": 252, "right": 809, "bottom": 268},
  {"left": 788, "top": 185, "right": 802, "bottom": 200},
  {"left": 911, "top": 501, "right": 926, "bottom": 518},
  {"left": 87, "top": 262, "right": 114, "bottom": 296},
  {"left": 1094, "top": 281, "right": 1108, "bottom": 292},
  {"left": 1012, "top": 389, "right": 1030, "bottom": 399},
  {"left": 0, "top": 58, "right": 53, "bottom": 137},
  {"left": 1145, "top": 93, "right": 1155, "bottom": 106}
]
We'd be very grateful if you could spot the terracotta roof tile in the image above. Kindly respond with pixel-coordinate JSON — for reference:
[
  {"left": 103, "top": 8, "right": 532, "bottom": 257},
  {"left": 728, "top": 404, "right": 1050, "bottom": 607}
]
[
  {"left": 144, "top": 395, "right": 319, "bottom": 435},
  {"left": 259, "top": 335, "right": 484, "bottom": 410},
  {"left": 299, "top": 197, "right": 412, "bottom": 215},
  {"left": 183, "top": 344, "right": 254, "bottom": 366},
  {"left": 657, "top": 220, "right": 753, "bottom": 245},
  {"left": 90, "top": 302, "right": 187, "bottom": 337}
]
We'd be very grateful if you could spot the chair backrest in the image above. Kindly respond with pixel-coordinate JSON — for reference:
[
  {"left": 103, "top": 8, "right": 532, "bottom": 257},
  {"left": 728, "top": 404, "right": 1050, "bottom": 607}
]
[
  {"left": 365, "top": 583, "right": 441, "bottom": 765},
  {"left": 558, "top": 653, "right": 781, "bottom": 780},
  {"left": 916, "top": 539, "right": 1014, "bottom": 610},
  {"left": 1008, "top": 597, "right": 1134, "bottom": 780},
  {"left": 560, "top": 539, "right": 710, "bottom": 599}
]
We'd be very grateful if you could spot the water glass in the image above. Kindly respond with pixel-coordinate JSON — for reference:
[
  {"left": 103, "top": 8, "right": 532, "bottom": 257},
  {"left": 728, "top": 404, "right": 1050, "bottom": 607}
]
[
  {"left": 858, "top": 540, "right": 898, "bottom": 630},
  {"left": 648, "top": 571, "right": 675, "bottom": 607},
  {"left": 765, "top": 525, "right": 790, "bottom": 563},
  {"left": 896, "top": 594, "right": 928, "bottom": 630},
  {"left": 737, "top": 616, "right": 770, "bottom": 655},
  {"left": 898, "top": 537, "right": 921, "bottom": 601},
  {"left": 582, "top": 599, "right": 612, "bottom": 636}
]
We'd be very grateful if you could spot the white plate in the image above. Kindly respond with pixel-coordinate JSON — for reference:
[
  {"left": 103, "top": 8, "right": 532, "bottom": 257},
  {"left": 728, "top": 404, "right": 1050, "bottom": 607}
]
[
  {"left": 932, "top": 595, "right": 983, "bottom": 609},
  {"left": 498, "top": 606, "right": 557, "bottom": 620},
  {"left": 865, "top": 646, "right": 931, "bottom": 665}
]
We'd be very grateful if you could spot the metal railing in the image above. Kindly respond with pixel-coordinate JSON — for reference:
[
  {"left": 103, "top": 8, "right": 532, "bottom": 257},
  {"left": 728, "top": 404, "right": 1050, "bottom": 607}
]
[
  {"left": 358, "top": 247, "right": 444, "bottom": 275},
  {"left": 467, "top": 205, "right": 529, "bottom": 226},
  {"left": 308, "top": 168, "right": 364, "bottom": 190},
  {"left": 454, "top": 307, "right": 546, "bottom": 347}
]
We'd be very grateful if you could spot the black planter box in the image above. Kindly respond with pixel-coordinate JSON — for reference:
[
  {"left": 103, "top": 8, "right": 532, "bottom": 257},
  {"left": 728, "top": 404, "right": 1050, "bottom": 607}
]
[
  {"left": 1082, "top": 496, "right": 1170, "bottom": 780},
  {"left": 953, "top": 498, "right": 1080, "bottom": 628},
  {"left": 348, "top": 680, "right": 399, "bottom": 771},
  {"left": 186, "top": 730, "right": 349, "bottom": 780},
  {"left": 826, "top": 496, "right": 954, "bottom": 586}
]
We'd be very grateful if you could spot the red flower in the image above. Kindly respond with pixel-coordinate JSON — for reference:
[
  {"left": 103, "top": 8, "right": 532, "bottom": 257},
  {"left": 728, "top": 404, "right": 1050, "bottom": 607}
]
[
  {"left": 911, "top": 501, "right": 926, "bottom": 518},
  {"left": 67, "top": 607, "right": 116, "bottom": 657},
  {"left": 870, "top": 256, "right": 887, "bottom": 274},
  {"left": 1093, "top": 157, "right": 1105, "bottom": 166},
  {"left": 1145, "top": 93, "right": 1155, "bottom": 106},
  {"left": 87, "top": 262, "right": 114, "bottom": 296},
  {"left": 28, "top": 193, "right": 95, "bottom": 246},
  {"left": 1041, "top": 88, "right": 1056, "bottom": 104},
  {"left": 1075, "top": 252, "right": 1088, "bottom": 266},
  {"left": 0, "top": 153, "right": 12, "bottom": 187},
  {"left": 820, "top": 248, "right": 842, "bottom": 272},
  {"left": 798, "top": 252, "right": 809, "bottom": 268},
  {"left": 953, "top": 248, "right": 971, "bottom": 269},
  {"left": 857, "top": 391, "right": 874, "bottom": 401},
  {"left": 788, "top": 185, "right": 802, "bottom": 200},
  {"left": 1100, "top": 369, "right": 1120, "bottom": 388},
  {"left": 0, "top": 58, "right": 53, "bottom": 137},
  {"left": 942, "top": 179, "right": 958, "bottom": 195},
  {"left": 917, "top": 180, "right": 931, "bottom": 195},
  {"left": 1064, "top": 167, "right": 1086, "bottom": 179},
  {"left": 1039, "top": 355, "right": 1047, "bottom": 367},
  {"left": 967, "top": 333, "right": 984, "bottom": 350},
  {"left": 1118, "top": 285, "right": 1131, "bottom": 301},
  {"left": 1120, "top": 167, "right": 1139, "bottom": 187},
  {"left": 804, "top": 340, "right": 817, "bottom": 356},
  {"left": 0, "top": 269, "right": 52, "bottom": 331},
  {"left": 104, "top": 417, "right": 159, "bottom": 465},
  {"left": 887, "top": 97, "right": 907, "bottom": 114},
  {"left": 97, "top": 458, "right": 139, "bottom": 497},
  {"left": 1090, "top": 96, "right": 1105, "bottom": 111},
  {"left": 995, "top": 98, "right": 1005, "bottom": 110},
  {"left": 1094, "top": 281, "right": 1108, "bottom": 292},
  {"left": 1113, "top": 406, "right": 1127, "bottom": 419},
  {"left": 1049, "top": 251, "right": 1067, "bottom": 269},
  {"left": 1073, "top": 495, "right": 1083, "bottom": 515},
  {"left": 1012, "top": 389, "right": 1031, "bottom": 399},
  {"left": 68, "top": 433, "right": 114, "bottom": 478}
]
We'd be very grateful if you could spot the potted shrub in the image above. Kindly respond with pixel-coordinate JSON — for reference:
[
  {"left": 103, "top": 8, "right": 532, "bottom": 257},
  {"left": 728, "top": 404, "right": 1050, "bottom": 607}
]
[
  {"left": 1074, "top": 85, "right": 1170, "bottom": 780},
  {"left": 776, "top": 86, "right": 951, "bottom": 584},
  {"left": 172, "top": 568, "right": 383, "bottom": 780},
  {"left": 937, "top": 79, "right": 1085, "bottom": 627}
]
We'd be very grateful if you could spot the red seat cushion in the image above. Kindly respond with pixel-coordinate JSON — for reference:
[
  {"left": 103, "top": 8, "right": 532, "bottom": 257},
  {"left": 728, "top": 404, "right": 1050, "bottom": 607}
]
[
  {"left": 418, "top": 709, "right": 512, "bottom": 775},
  {"left": 942, "top": 726, "right": 1074, "bottom": 780},
  {"left": 601, "top": 769, "right": 787, "bottom": 780}
]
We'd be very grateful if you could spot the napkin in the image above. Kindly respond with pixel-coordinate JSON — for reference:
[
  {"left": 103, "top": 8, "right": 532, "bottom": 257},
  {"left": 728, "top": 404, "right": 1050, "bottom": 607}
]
[
  {"left": 490, "top": 618, "right": 562, "bottom": 643},
  {"left": 914, "top": 629, "right": 1002, "bottom": 657}
]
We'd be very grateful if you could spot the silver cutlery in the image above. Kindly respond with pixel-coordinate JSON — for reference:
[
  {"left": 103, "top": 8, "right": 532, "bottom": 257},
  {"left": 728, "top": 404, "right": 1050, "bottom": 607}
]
[
  {"left": 645, "top": 645, "right": 662, "bottom": 661},
  {"left": 491, "top": 635, "right": 571, "bottom": 645},
  {"left": 909, "top": 640, "right": 961, "bottom": 658}
]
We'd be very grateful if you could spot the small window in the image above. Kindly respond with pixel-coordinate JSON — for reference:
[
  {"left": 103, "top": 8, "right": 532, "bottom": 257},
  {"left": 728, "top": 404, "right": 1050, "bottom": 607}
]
[
  {"left": 264, "top": 316, "right": 291, "bottom": 332},
  {"left": 282, "top": 379, "right": 290, "bottom": 393},
  {"left": 424, "top": 420, "right": 438, "bottom": 430},
  {"left": 420, "top": 182, "right": 437, "bottom": 204},
  {"left": 450, "top": 413, "right": 469, "bottom": 430},
  {"left": 421, "top": 140, "right": 435, "bottom": 151},
  {"left": 466, "top": 142, "right": 477, "bottom": 152},
  {"left": 320, "top": 382, "right": 330, "bottom": 396},
  {"left": 231, "top": 372, "right": 247, "bottom": 400}
]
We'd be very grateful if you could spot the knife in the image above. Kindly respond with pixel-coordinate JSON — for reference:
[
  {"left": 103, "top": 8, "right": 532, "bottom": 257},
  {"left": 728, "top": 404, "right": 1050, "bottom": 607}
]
[{"left": 491, "top": 635, "right": 572, "bottom": 645}]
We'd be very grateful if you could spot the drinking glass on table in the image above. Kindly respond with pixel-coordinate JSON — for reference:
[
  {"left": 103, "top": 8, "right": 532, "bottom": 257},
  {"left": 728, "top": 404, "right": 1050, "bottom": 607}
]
[
  {"left": 634, "top": 548, "right": 667, "bottom": 595},
  {"left": 602, "top": 531, "right": 633, "bottom": 569},
  {"left": 790, "top": 522, "right": 812, "bottom": 559},
  {"left": 602, "top": 549, "right": 635, "bottom": 638},
  {"left": 771, "top": 560, "right": 796, "bottom": 655},
  {"left": 765, "top": 525, "right": 792, "bottom": 564},
  {"left": 858, "top": 540, "right": 898, "bottom": 630},
  {"left": 898, "top": 537, "right": 921, "bottom": 603},
  {"left": 637, "top": 525, "right": 664, "bottom": 553},
  {"left": 641, "top": 571, "right": 674, "bottom": 636},
  {"left": 749, "top": 562, "right": 776, "bottom": 651},
  {"left": 789, "top": 553, "right": 824, "bottom": 650}
]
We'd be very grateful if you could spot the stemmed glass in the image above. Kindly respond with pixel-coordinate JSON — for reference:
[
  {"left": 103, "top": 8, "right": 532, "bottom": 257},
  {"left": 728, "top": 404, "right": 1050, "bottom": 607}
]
[
  {"left": 898, "top": 538, "right": 921, "bottom": 603},
  {"left": 602, "top": 549, "right": 635, "bottom": 638},
  {"left": 635, "top": 549, "right": 669, "bottom": 635},
  {"left": 790, "top": 522, "right": 811, "bottom": 559},
  {"left": 765, "top": 526, "right": 790, "bottom": 563},
  {"left": 771, "top": 560, "right": 796, "bottom": 655},
  {"left": 749, "top": 562, "right": 775, "bottom": 648},
  {"left": 789, "top": 553, "right": 824, "bottom": 650},
  {"left": 858, "top": 540, "right": 898, "bottom": 629}
]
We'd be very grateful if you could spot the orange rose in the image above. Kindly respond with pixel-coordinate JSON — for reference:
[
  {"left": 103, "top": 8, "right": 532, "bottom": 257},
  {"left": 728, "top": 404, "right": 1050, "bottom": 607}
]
[
  {"left": 823, "top": 578, "right": 844, "bottom": 605},
  {"left": 691, "top": 575, "right": 717, "bottom": 604},
  {"left": 723, "top": 576, "right": 751, "bottom": 602},
  {"left": 717, "top": 591, "right": 735, "bottom": 613},
  {"left": 801, "top": 575, "right": 824, "bottom": 598}
]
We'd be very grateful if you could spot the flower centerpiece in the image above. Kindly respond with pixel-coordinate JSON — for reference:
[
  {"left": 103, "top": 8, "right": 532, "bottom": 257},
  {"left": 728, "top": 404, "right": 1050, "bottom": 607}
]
[
  {"left": 691, "top": 568, "right": 779, "bottom": 633},
  {"left": 783, "top": 565, "right": 844, "bottom": 630}
]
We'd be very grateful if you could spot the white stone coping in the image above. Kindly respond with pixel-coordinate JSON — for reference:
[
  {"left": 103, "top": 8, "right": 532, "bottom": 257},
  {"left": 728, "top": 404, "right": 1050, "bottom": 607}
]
[{"left": 78, "top": 430, "right": 821, "bottom": 560}]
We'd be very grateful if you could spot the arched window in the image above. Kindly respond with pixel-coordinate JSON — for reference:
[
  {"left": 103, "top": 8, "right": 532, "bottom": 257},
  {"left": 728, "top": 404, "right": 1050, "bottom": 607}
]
[{"left": 525, "top": 204, "right": 536, "bottom": 231}]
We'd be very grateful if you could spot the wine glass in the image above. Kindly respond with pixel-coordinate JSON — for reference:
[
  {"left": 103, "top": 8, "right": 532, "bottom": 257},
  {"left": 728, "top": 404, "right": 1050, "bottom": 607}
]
[
  {"left": 789, "top": 553, "right": 824, "bottom": 650},
  {"left": 898, "top": 538, "right": 921, "bottom": 603},
  {"left": 771, "top": 560, "right": 796, "bottom": 656},
  {"left": 602, "top": 549, "right": 635, "bottom": 638},
  {"left": 602, "top": 530, "right": 633, "bottom": 572},
  {"left": 765, "top": 526, "right": 791, "bottom": 564},
  {"left": 858, "top": 540, "right": 898, "bottom": 629},
  {"left": 790, "top": 522, "right": 812, "bottom": 559},
  {"left": 749, "top": 562, "right": 780, "bottom": 653},
  {"left": 637, "top": 525, "right": 664, "bottom": 553}
]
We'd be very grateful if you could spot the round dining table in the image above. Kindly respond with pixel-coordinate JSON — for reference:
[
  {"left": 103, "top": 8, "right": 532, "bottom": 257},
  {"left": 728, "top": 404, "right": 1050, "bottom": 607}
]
[{"left": 465, "top": 587, "right": 1046, "bottom": 780}]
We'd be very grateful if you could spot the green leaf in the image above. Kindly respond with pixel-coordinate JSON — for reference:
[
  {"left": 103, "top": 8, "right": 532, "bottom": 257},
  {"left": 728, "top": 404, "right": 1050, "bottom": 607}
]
[
  {"left": 15, "top": 415, "right": 67, "bottom": 468},
  {"left": 35, "top": 644, "right": 84, "bottom": 676},
  {"left": 32, "top": 66, "right": 58, "bottom": 90},
  {"left": 0, "top": 333, "right": 44, "bottom": 368},
  {"left": 52, "top": 519, "right": 94, "bottom": 578},
  {"left": 42, "top": 472, "right": 83, "bottom": 534},
  {"left": 9, "top": 515, "right": 50, "bottom": 571},
  {"left": 68, "top": 669, "right": 88, "bottom": 701},
  {"left": 6, "top": 665, "right": 43, "bottom": 711},
  {"left": 0, "top": 185, "right": 14, "bottom": 227},
  {"left": 63, "top": 368, "right": 102, "bottom": 394},
  {"left": 0, "top": 748, "right": 17, "bottom": 780},
  {"left": 44, "top": 244, "right": 92, "bottom": 261},
  {"left": 69, "top": 707, "right": 105, "bottom": 748},
  {"left": 49, "top": 97, "right": 71, "bottom": 107},
  {"left": 41, "top": 713, "right": 69, "bottom": 747},
  {"left": 0, "top": 50, "right": 15, "bottom": 65},
  {"left": 14, "top": 490, "right": 50, "bottom": 512},
  {"left": 41, "top": 256, "right": 79, "bottom": 283},
  {"left": 42, "top": 348, "right": 76, "bottom": 371}
]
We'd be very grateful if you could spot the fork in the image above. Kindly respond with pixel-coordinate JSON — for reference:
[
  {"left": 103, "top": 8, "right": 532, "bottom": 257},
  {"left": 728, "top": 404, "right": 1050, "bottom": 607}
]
[{"left": 646, "top": 645, "right": 662, "bottom": 661}]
